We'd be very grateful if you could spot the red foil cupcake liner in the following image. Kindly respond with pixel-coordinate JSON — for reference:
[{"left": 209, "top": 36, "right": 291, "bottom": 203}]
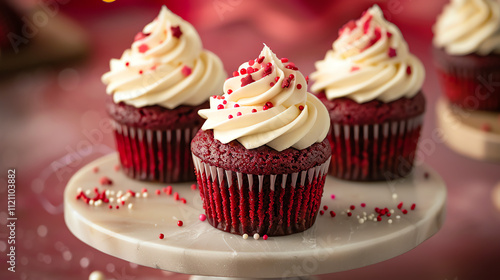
[
  {"left": 112, "top": 121, "right": 199, "bottom": 183},
  {"left": 192, "top": 155, "right": 331, "bottom": 236},
  {"left": 436, "top": 68, "right": 500, "bottom": 111},
  {"left": 329, "top": 115, "right": 423, "bottom": 181}
]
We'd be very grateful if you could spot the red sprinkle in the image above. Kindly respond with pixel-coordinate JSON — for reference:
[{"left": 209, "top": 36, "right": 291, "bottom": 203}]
[
  {"left": 350, "top": 66, "right": 360, "bottom": 72},
  {"left": 234, "top": 104, "right": 240, "bottom": 108},
  {"left": 275, "top": 76, "right": 280, "bottom": 82},
  {"left": 305, "top": 76, "right": 309, "bottom": 84},
  {"left": 330, "top": 211, "right": 336, "bottom": 217},
  {"left": 402, "top": 209, "right": 408, "bottom": 214},
  {"left": 263, "top": 235, "right": 268, "bottom": 240},
  {"left": 297, "top": 84, "right": 302, "bottom": 89},
  {"left": 139, "top": 70, "right": 143, "bottom": 75},
  {"left": 397, "top": 202, "right": 403, "bottom": 209},
  {"left": 262, "top": 105, "right": 269, "bottom": 111},
  {"left": 138, "top": 44, "right": 149, "bottom": 53},
  {"left": 247, "top": 67, "right": 255, "bottom": 74},
  {"left": 237, "top": 112, "right": 242, "bottom": 116},
  {"left": 257, "top": 56, "right": 265, "bottom": 64},
  {"left": 330, "top": 194, "right": 335, "bottom": 199},
  {"left": 181, "top": 66, "right": 192, "bottom": 76},
  {"left": 99, "top": 176, "right": 113, "bottom": 186},
  {"left": 411, "top": 203, "right": 416, "bottom": 210},
  {"left": 125, "top": 62, "right": 130, "bottom": 67},
  {"left": 406, "top": 66, "right": 412, "bottom": 75},
  {"left": 223, "top": 100, "right": 228, "bottom": 105},
  {"left": 361, "top": 203, "right": 366, "bottom": 207},
  {"left": 350, "top": 205, "right": 355, "bottom": 210},
  {"left": 115, "top": 205, "right": 119, "bottom": 209},
  {"left": 240, "top": 75, "right": 255, "bottom": 87},
  {"left": 323, "top": 205, "right": 328, "bottom": 210},
  {"left": 377, "top": 215, "right": 382, "bottom": 221},
  {"left": 252, "top": 109, "right": 257, "bottom": 113},
  {"left": 191, "top": 184, "right": 197, "bottom": 190},
  {"left": 228, "top": 114, "right": 233, "bottom": 119},
  {"left": 388, "top": 48, "right": 397, "bottom": 58},
  {"left": 164, "top": 186, "right": 172, "bottom": 195},
  {"left": 280, "top": 58, "right": 289, "bottom": 63},
  {"left": 298, "top": 105, "right": 304, "bottom": 111},
  {"left": 92, "top": 167, "right": 99, "bottom": 173},
  {"left": 289, "top": 74, "right": 295, "bottom": 80},
  {"left": 159, "top": 233, "right": 164, "bottom": 239},
  {"left": 155, "top": 189, "right": 161, "bottom": 195},
  {"left": 227, "top": 89, "right": 233, "bottom": 94},
  {"left": 177, "top": 220, "right": 183, "bottom": 227},
  {"left": 170, "top": 25, "right": 182, "bottom": 38},
  {"left": 127, "top": 189, "right": 136, "bottom": 196},
  {"left": 181, "top": 198, "right": 187, "bottom": 204},
  {"left": 270, "top": 82, "right": 275, "bottom": 87},
  {"left": 262, "top": 64, "right": 273, "bottom": 77},
  {"left": 108, "top": 205, "right": 112, "bottom": 209},
  {"left": 240, "top": 68, "right": 247, "bottom": 75},
  {"left": 217, "top": 104, "right": 224, "bottom": 110},
  {"left": 233, "top": 71, "right": 239, "bottom": 77},
  {"left": 199, "top": 214, "right": 206, "bottom": 221},
  {"left": 173, "top": 192, "right": 179, "bottom": 200},
  {"left": 142, "top": 188, "right": 148, "bottom": 193},
  {"left": 121, "top": 200, "right": 125, "bottom": 205},
  {"left": 347, "top": 212, "right": 352, "bottom": 217},
  {"left": 265, "top": 102, "right": 273, "bottom": 108},
  {"left": 248, "top": 59, "right": 255, "bottom": 66},
  {"left": 320, "top": 210, "right": 324, "bottom": 216}
]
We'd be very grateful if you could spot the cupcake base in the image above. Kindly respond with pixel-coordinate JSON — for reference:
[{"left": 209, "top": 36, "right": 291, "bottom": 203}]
[{"left": 192, "top": 155, "right": 330, "bottom": 236}]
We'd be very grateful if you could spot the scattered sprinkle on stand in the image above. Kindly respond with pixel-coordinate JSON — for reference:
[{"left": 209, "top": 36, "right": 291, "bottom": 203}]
[
  {"left": 242, "top": 234, "right": 248, "bottom": 240},
  {"left": 177, "top": 221, "right": 183, "bottom": 227},
  {"left": 159, "top": 233, "right": 164, "bottom": 239},
  {"left": 199, "top": 214, "right": 206, "bottom": 222},
  {"left": 253, "top": 233, "right": 260, "bottom": 240}
]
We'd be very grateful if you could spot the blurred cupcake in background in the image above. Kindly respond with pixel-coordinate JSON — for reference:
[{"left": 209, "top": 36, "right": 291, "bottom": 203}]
[
  {"left": 310, "top": 5, "right": 426, "bottom": 181},
  {"left": 102, "top": 6, "right": 226, "bottom": 183},
  {"left": 191, "top": 45, "right": 331, "bottom": 236},
  {"left": 433, "top": 0, "right": 500, "bottom": 111}
]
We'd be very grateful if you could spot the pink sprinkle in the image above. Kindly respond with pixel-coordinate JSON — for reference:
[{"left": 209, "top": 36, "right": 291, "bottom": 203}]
[
  {"left": 181, "top": 66, "right": 192, "bottom": 76},
  {"left": 234, "top": 104, "right": 240, "bottom": 108},
  {"left": 191, "top": 184, "right": 197, "bottom": 190},
  {"left": 159, "top": 233, "right": 164, "bottom": 239},
  {"left": 481, "top": 123, "right": 492, "bottom": 132},
  {"left": 263, "top": 235, "right": 268, "bottom": 240},
  {"left": 177, "top": 220, "right": 183, "bottom": 227},
  {"left": 138, "top": 44, "right": 149, "bottom": 53},
  {"left": 248, "top": 59, "right": 255, "bottom": 66},
  {"left": 247, "top": 67, "right": 254, "bottom": 74},
  {"left": 350, "top": 205, "right": 355, "bottom": 210},
  {"left": 323, "top": 205, "right": 328, "bottom": 210},
  {"left": 227, "top": 89, "right": 233, "bottom": 94},
  {"left": 170, "top": 25, "right": 182, "bottom": 38},
  {"left": 320, "top": 210, "right": 324, "bottom": 215},
  {"left": 237, "top": 112, "right": 242, "bottom": 116},
  {"left": 350, "top": 66, "right": 360, "bottom": 72},
  {"left": 92, "top": 167, "right": 99, "bottom": 173},
  {"left": 297, "top": 84, "right": 302, "bottom": 89},
  {"left": 199, "top": 214, "right": 207, "bottom": 222},
  {"left": 233, "top": 71, "right": 239, "bottom": 77},
  {"left": 228, "top": 115, "right": 233, "bottom": 119},
  {"left": 142, "top": 188, "right": 148, "bottom": 193},
  {"left": 330, "top": 211, "right": 336, "bottom": 217},
  {"left": 361, "top": 203, "right": 366, "bottom": 207},
  {"left": 99, "top": 176, "right": 113, "bottom": 186},
  {"left": 223, "top": 100, "right": 227, "bottom": 105},
  {"left": 280, "top": 58, "right": 289, "bottom": 63},
  {"left": 406, "top": 66, "right": 412, "bottom": 75},
  {"left": 217, "top": 104, "right": 224, "bottom": 110},
  {"left": 411, "top": 203, "right": 416, "bottom": 210},
  {"left": 330, "top": 194, "right": 335, "bottom": 199},
  {"left": 155, "top": 189, "right": 161, "bottom": 195},
  {"left": 388, "top": 48, "right": 397, "bottom": 58},
  {"left": 174, "top": 192, "right": 179, "bottom": 200},
  {"left": 114, "top": 165, "right": 120, "bottom": 171},
  {"left": 252, "top": 109, "right": 257, "bottom": 113}
]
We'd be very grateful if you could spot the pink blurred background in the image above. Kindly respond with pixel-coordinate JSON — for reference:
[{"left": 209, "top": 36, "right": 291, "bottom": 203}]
[{"left": 1, "top": 0, "right": 499, "bottom": 279}]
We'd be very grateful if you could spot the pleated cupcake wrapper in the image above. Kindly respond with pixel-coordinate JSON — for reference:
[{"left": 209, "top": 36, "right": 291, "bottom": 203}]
[
  {"left": 112, "top": 120, "right": 199, "bottom": 183},
  {"left": 436, "top": 65, "right": 500, "bottom": 111},
  {"left": 192, "top": 154, "right": 331, "bottom": 236},
  {"left": 329, "top": 115, "right": 423, "bottom": 181}
]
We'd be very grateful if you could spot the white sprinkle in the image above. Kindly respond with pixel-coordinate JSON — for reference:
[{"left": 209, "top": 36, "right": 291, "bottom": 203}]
[
  {"left": 142, "top": 192, "right": 148, "bottom": 198},
  {"left": 109, "top": 197, "right": 114, "bottom": 203},
  {"left": 89, "top": 270, "right": 106, "bottom": 280},
  {"left": 110, "top": 190, "right": 115, "bottom": 196},
  {"left": 388, "top": 219, "right": 393, "bottom": 224},
  {"left": 85, "top": 190, "right": 91, "bottom": 195},
  {"left": 346, "top": 209, "right": 351, "bottom": 213},
  {"left": 390, "top": 209, "right": 395, "bottom": 214},
  {"left": 105, "top": 190, "right": 110, "bottom": 196},
  {"left": 77, "top": 187, "right": 82, "bottom": 193},
  {"left": 341, "top": 211, "right": 346, "bottom": 215},
  {"left": 362, "top": 211, "right": 367, "bottom": 216},
  {"left": 89, "top": 200, "right": 94, "bottom": 206},
  {"left": 253, "top": 233, "right": 260, "bottom": 240},
  {"left": 117, "top": 198, "right": 122, "bottom": 204},
  {"left": 392, "top": 193, "right": 398, "bottom": 199},
  {"left": 242, "top": 234, "right": 248, "bottom": 240},
  {"left": 135, "top": 193, "right": 140, "bottom": 198},
  {"left": 356, "top": 215, "right": 360, "bottom": 219},
  {"left": 368, "top": 216, "right": 373, "bottom": 221},
  {"left": 95, "top": 200, "right": 102, "bottom": 207},
  {"left": 358, "top": 219, "right": 365, "bottom": 224},
  {"left": 396, "top": 215, "right": 401, "bottom": 219},
  {"left": 128, "top": 203, "right": 133, "bottom": 209},
  {"left": 117, "top": 191, "right": 123, "bottom": 197}
]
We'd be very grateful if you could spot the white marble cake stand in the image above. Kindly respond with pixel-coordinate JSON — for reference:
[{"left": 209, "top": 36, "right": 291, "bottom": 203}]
[
  {"left": 64, "top": 153, "right": 446, "bottom": 279},
  {"left": 436, "top": 97, "right": 500, "bottom": 162}
]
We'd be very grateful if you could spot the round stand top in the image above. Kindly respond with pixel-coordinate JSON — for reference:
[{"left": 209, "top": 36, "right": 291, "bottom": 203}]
[{"left": 64, "top": 154, "right": 446, "bottom": 278}]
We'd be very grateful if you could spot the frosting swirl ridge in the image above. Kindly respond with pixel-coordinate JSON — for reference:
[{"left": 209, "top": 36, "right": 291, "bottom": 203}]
[
  {"left": 433, "top": 0, "right": 500, "bottom": 56},
  {"left": 310, "top": 5, "right": 425, "bottom": 104},
  {"left": 199, "top": 45, "right": 329, "bottom": 152},
  {"left": 102, "top": 6, "right": 226, "bottom": 109}
]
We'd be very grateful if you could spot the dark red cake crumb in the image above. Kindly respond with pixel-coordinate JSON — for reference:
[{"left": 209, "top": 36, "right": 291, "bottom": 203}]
[{"left": 170, "top": 25, "right": 182, "bottom": 38}]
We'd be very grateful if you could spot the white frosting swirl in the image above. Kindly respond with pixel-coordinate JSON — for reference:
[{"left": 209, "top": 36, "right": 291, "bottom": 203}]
[
  {"left": 102, "top": 6, "right": 226, "bottom": 109},
  {"left": 310, "top": 5, "right": 425, "bottom": 104},
  {"left": 433, "top": 0, "right": 500, "bottom": 56},
  {"left": 199, "top": 45, "right": 329, "bottom": 152}
]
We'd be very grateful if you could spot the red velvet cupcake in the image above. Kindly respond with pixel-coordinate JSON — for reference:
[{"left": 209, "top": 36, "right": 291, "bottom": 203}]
[
  {"left": 310, "top": 5, "right": 426, "bottom": 181},
  {"left": 433, "top": 0, "right": 500, "bottom": 111},
  {"left": 191, "top": 45, "right": 331, "bottom": 236},
  {"left": 102, "top": 6, "right": 226, "bottom": 183}
]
